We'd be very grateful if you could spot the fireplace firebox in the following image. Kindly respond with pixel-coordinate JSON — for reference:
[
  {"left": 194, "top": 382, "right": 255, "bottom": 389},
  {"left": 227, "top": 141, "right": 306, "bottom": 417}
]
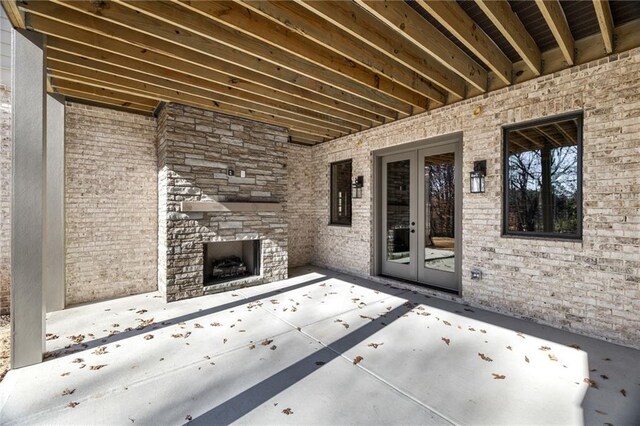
[{"left": 203, "top": 240, "right": 261, "bottom": 286}]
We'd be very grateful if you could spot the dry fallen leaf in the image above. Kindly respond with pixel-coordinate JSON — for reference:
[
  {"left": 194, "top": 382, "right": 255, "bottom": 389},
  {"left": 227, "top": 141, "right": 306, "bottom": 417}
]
[
  {"left": 185, "top": 415, "right": 193, "bottom": 421},
  {"left": 492, "top": 373, "right": 506, "bottom": 380},
  {"left": 261, "top": 339, "right": 273, "bottom": 346},
  {"left": 93, "top": 346, "right": 108, "bottom": 355},
  {"left": 67, "top": 402, "right": 79, "bottom": 408},
  {"left": 249, "top": 344, "right": 256, "bottom": 350},
  {"left": 442, "top": 337, "right": 450, "bottom": 346},
  {"left": 195, "top": 324, "right": 203, "bottom": 329},
  {"left": 172, "top": 334, "right": 183, "bottom": 338},
  {"left": 548, "top": 354, "right": 558, "bottom": 362},
  {"left": 136, "top": 309, "right": 147, "bottom": 314},
  {"left": 468, "top": 327, "right": 476, "bottom": 332},
  {"left": 480, "top": 329, "right": 487, "bottom": 334},
  {"left": 516, "top": 332, "right": 525, "bottom": 339},
  {"left": 506, "top": 346, "right": 512, "bottom": 351},
  {"left": 90, "top": 364, "right": 107, "bottom": 370},
  {"left": 353, "top": 356, "right": 363, "bottom": 365},
  {"left": 595, "top": 410, "right": 607, "bottom": 415},
  {"left": 62, "top": 388, "right": 75, "bottom": 396},
  {"left": 525, "top": 356, "right": 530, "bottom": 363},
  {"left": 72, "top": 358, "right": 83, "bottom": 364},
  {"left": 600, "top": 374, "right": 609, "bottom": 380},
  {"left": 61, "top": 372, "right": 70, "bottom": 377},
  {"left": 211, "top": 322, "right": 222, "bottom": 327},
  {"left": 478, "top": 353, "right": 493, "bottom": 362},
  {"left": 342, "top": 323, "right": 350, "bottom": 329},
  {"left": 443, "top": 321, "right": 451, "bottom": 326},
  {"left": 584, "top": 378, "right": 598, "bottom": 389},
  {"left": 46, "top": 333, "right": 59, "bottom": 341},
  {"left": 270, "top": 345, "right": 277, "bottom": 350},
  {"left": 282, "top": 408, "right": 293, "bottom": 415},
  {"left": 315, "top": 361, "right": 325, "bottom": 366},
  {"left": 539, "top": 346, "right": 551, "bottom": 351},
  {"left": 569, "top": 344, "right": 581, "bottom": 350},
  {"left": 620, "top": 389, "right": 627, "bottom": 397},
  {"left": 144, "top": 335, "right": 154, "bottom": 340},
  {"left": 223, "top": 338, "right": 228, "bottom": 344},
  {"left": 368, "top": 343, "right": 384, "bottom": 349}
]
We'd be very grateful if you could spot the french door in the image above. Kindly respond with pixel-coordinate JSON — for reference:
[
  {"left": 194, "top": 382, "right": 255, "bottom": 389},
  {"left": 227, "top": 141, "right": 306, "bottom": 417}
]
[{"left": 380, "top": 141, "right": 461, "bottom": 292}]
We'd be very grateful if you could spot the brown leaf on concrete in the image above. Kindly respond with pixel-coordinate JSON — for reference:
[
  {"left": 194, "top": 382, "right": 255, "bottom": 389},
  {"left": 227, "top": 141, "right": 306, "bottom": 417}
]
[
  {"left": 368, "top": 343, "right": 384, "bottom": 349},
  {"left": 620, "top": 389, "right": 627, "bottom": 397},
  {"left": 595, "top": 410, "right": 607, "bottom": 415},
  {"left": 46, "top": 333, "right": 59, "bottom": 341},
  {"left": 195, "top": 324, "right": 203, "bottom": 329},
  {"left": 223, "top": 338, "right": 227, "bottom": 344},
  {"left": 569, "top": 344, "right": 581, "bottom": 350},
  {"left": 548, "top": 354, "right": 558, "bottom": 362},
  {"left": 72, "top": 358, "right": 83, "bottom": 363},
  {"left": 172, "top": 334, "right": 184, "bottom": 338},
  {"left": 342, "top": 323, "right": 350, "bottom": 329},
  {"left": 67, "top": 402, "right": 79, "bottom": 408},
  {"left": 112, "top": 324, "right": 119, "bottom": 328},
  {"left": 464, "top": 308, "right": 474, "bottom": 312},
  {"left": 525, "top": 356, "right": 530, "bottom": 363},
  {"left": 210, "top": 322, "right": 222, "bottom": 327},
  {"left": 539, "top": 346, "right": 551, "bottom": 351},
  {"left": 282, "top": 408, "right": 293, "bottom": 415},
  {"left": 516, "top": 332, "right": 525, "bottom": 338},
  {"left": 90, "top": 364, "right": 107, "bottom": 370},
  {"left": 492, "top": 373, "right": 506, "bottom": 379},
  {"left": 144, "top": 335, "right": 154, "bottom": 340},
  {"left": 270, "top": 345, "right": 277, "bottom": 350},
  {"left": 353, "top": 356, "right": 363, "bottom": 365},
  {"left": 261, "top": 339, "right": 273, "bottom": 346},
  {"left": 480, "top": 329, "right": 487, "bottom": 334},
  {"left": 93, "top": 346, "right": 108, "bottom": 355},
  {"left": 443, "top": 321, "right": 452, "bottom": 326},
  {"left": 62, "top": 388, "right": 75, "bottom": 396},
  {"left": 315, "top": 361, "right": 325, "bottom": 366},
  {"left": 584, "top": 378, "right": 598, "bottom": 389},
  {"left": 69, "top": 334, "right": 85, "bottom": 344},
  {"left": 61, "top": 372, "right": 71, "bottom": 377},
  {"left": 442, "top": 337, "right": 450, "bottom": 346},
  {"left": 185, "top": 415, "right": 193, "bottom": 421},
  {"left": 602, "top": 357, "right": 611, "bottom": 361},
  {"left": 600, "top": 374, "right": 609, "bottom": 380},
  {"left": 506, "top": 346, "right": 512, "bottom": 351},
  {"left": 478, "top": 353, "right": 493, "bottom": 362}
]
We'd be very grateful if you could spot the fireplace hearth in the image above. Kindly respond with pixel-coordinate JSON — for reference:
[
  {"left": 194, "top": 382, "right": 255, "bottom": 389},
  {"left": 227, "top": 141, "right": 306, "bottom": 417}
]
[{"left": 204, "top": 240, "right": 261, "bottom": 286}]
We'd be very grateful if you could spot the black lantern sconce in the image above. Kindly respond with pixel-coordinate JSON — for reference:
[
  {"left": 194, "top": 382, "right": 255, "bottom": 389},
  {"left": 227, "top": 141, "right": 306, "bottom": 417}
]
[
  {"left": 352, "top": 175, "right": 364, "bottom": 199},
  {"left": 470, "top": 160, "right": 486, "bottom": 193}
]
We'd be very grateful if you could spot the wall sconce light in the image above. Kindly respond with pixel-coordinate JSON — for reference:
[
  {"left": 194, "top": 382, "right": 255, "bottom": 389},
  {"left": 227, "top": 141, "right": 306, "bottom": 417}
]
[
  {"left": 352, "top": 175, "right": 364, "bottom": 199},
  {"left": 470, "top": 160, "right": 486, "bottom": 193}
]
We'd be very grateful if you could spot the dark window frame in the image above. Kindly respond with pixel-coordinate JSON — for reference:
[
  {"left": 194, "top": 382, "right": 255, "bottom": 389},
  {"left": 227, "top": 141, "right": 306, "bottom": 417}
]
[
  {"left": 329, "top": 159, "right": 352, "bottom": 226},
  {"left": 502, "top": 112, "right": 583, "bottom": 240}
]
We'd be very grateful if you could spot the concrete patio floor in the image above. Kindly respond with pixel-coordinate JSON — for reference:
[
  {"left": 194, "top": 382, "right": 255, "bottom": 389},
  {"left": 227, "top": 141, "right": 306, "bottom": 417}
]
[{"left": 0, "top": 267, "right": 638, "bottom": 425}]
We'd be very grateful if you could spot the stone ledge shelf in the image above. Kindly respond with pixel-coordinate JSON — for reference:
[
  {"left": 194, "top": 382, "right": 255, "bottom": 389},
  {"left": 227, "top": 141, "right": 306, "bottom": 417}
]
[{"left": 180, "top": 201, "right": 283, "bottom": 213}]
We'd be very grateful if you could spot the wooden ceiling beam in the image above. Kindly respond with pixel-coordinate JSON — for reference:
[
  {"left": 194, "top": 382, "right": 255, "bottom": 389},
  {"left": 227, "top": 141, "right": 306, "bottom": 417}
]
[
  {"left": 535, "top": 0, "right": 575, "bottom": 66},
  {"left": 475, "top": 0, "right": 542, "bottom": 76},
  {"left": 115, "top": 0, "right": 419, "bottom": 115},
  {"left": 295, "top": 0, "right": 466, "bottom": 99},
  {"left": 49, "top": 78, "right": 158, "bottom": 110},
  {"left": 22, "top": 1, "right": 397, "bottom": 122},
  {"left": 49, "top": 68, "right": 338, "bottom": 140},
  {"left": 414, "top": 0, "right": 512, "bottom": 85},
  {"left": 356, "top": 0, "right": 488, "bottom": 93},
  {"left": 593, "top": 0, "right": 614, "bottom": 54},
  {"left": 47, "top": 51, "right": 355, "bottom": 135},
  {"left": 239, "top": 0, "right": 449, "bottom": 104},
  {"left": 31, "top": 17, "right": 377, "bottom": 129},
  {"left": 1, "top": 0, "right": 24, "bottom": 29}
]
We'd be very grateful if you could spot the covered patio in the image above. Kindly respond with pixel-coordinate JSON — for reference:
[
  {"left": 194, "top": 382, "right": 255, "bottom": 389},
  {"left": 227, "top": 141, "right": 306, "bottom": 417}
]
[
  {"left": 1, "top": 0, "right": 639, "bottom": 424},
  {"left": 1, "top": 267, "right": 639, "bottom": 424}
]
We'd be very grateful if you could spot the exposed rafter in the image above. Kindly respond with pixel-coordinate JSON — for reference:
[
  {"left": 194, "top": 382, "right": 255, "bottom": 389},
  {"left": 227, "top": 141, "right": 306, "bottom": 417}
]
[
  {"left": 535, "top": 0, "right": 575, "bottom": 66},
  {"left": 475, "top": 0, "right": 542, "bottom": 76},
  {"left": 295, "top": 0, "right": 466, "bottom": 100},
  {"left": 414, "top": 0, "right": 512, "bottom": 85},
  {"left": 1, "top": 0, "right": 24, "bottom": 29},
  {"left": 593, "top": 0, "right": 614, "bottom": 54},
  {"left": 355, "top": 0, "right": 488, "bottom": 93}
]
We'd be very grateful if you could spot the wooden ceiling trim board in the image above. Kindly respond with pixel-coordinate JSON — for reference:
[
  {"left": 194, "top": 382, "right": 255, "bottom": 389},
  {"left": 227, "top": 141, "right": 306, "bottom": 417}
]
[
  {"left": 475, "top": 0, "right": 542, "bottom": 76},
  {"left": 239, "top": 0, "right": 449, "bottom": 104},
  {"left": 535, "top": 0, "right": 575, "bottom": 65},
  {"left": 36, "top": 20, "right": 377, "bottom": 128},
  {"left": 593, "top": 0, "right": 614, "bottom": 54},
  {"left": 23, "top": 1, "right": 398, "bottom": 122},
  {"left": 356, "top": 0, "right": 488, "bottom": 92},
  {"left": 414, "top": 0, "right": 512, "bottom": 85},
  {"left": 47, "top": 51, "right": 356, "bottom": 135},
  {"left": 49, "top": 68, "right": 339, "bottom": 140},
  {"left": 114, "top": 0, "right": 418, "bottom": 115},
  {"left": 1, "top": 0, "right": 24, "bottom": 29}
]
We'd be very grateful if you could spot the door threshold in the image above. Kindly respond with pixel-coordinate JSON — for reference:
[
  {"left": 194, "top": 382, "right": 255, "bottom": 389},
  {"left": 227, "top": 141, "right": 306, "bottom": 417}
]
[{"left": 377, "top": 274, "right": 460, "bottom": 296}]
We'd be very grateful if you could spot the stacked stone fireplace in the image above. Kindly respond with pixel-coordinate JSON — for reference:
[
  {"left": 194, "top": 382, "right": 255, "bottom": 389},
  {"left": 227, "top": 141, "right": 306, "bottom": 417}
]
[{"left": 157, "top": 103, "right": 289, "bottom": 301}]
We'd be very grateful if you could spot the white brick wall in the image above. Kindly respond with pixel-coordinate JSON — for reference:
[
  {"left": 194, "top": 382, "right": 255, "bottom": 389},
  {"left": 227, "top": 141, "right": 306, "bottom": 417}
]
[
  {"left": 65, "top": 102, "right": 158, "bottom": 305},
  {"left": 303, "top": 49, "right": 640, "bottom": 349}
]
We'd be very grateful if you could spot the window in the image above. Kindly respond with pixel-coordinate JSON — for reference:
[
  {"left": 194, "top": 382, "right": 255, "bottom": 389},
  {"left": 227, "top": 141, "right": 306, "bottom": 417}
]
[
  {"left": 503, "top": 113, "right": 582, "bottom": 239},
  {"left": 330, "top": 160, "right": 352, "bottom": 226}
]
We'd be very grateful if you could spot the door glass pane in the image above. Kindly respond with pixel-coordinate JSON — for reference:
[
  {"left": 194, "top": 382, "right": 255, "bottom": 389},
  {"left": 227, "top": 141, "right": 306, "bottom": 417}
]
[
  {"left": 386, "top": 160, "right": 410, "bottom": 264},
  {"left": 424, "top": 153, "right": 455, "bottom": 272}
]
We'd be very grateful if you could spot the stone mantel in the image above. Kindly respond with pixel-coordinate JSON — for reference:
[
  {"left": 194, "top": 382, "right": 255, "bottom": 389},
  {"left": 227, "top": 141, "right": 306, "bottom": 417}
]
[{"left": 180, "top": 201, "right": 283, "bottom": 213}]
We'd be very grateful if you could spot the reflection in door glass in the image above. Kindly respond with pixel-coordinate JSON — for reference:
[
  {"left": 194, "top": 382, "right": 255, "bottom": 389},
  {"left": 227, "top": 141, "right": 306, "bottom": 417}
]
[
  {"left": 386, "top": 160, "right": 410, "bottom": 264},
  {"left": 424, "top": 153, "right": 455, "bottom": 272}
]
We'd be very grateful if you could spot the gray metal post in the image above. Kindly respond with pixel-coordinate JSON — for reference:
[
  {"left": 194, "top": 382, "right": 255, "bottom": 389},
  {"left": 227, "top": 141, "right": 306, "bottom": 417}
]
[
  {"left": 45, "top": 94, "right": 65, "bottom": 313},
  {"left": 10, "top": 29, "right": 46, "bottom": 368}
]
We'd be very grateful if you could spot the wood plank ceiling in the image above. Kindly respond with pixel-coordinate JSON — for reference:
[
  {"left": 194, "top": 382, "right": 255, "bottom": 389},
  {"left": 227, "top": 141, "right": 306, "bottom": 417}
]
[{"left": 2, "top": 0, "right": 639, "bottom": 145}]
